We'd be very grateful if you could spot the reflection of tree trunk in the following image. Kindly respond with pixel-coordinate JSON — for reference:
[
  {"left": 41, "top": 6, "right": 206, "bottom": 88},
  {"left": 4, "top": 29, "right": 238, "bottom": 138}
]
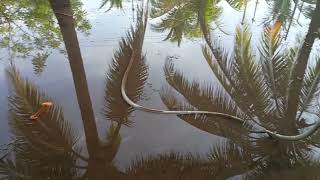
[
  {"left": 48, "top": 0, "right": 105, "bottom": 179},
  {"left": 286, "top": 0, "right": 320, "bottom": 133}
]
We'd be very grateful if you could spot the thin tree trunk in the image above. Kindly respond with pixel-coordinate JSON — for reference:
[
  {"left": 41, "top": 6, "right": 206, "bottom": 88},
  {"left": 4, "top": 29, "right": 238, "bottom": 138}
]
[
  {"left": 286, "top": 0, "right": 320, "bottom": 133},
  {"left": 48, "top": 0, "right": 105, "bottom": 179}
]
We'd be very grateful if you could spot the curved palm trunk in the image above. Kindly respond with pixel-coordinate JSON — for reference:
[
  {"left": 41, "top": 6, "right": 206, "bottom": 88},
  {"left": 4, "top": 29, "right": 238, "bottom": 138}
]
[
  {"left": 48, "top": 0, "right": 106, "bottom": 179},
  {"left": 286, "top": 0, "right": 320, "bottom": 133}
]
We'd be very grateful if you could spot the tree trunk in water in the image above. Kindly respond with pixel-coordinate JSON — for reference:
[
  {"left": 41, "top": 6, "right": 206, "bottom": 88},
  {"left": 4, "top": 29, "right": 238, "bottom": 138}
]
[
  {"left": 49, "top": 0, "right": 105, "bottom": 179},
  {"left": 286, "top": 0, "right": 320, "bottom": 133}
]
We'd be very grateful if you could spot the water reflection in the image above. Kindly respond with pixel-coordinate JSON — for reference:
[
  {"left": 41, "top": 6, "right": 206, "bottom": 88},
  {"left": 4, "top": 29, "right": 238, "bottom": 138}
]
[
  {"left": 0, "top": 8, "right": 247, "bottom": 180},
  {"left": 150, "top": 0, "right": 224, "bottom": 45},
  {"left": 160, "top": 0, "right": 320, "bottom": 178},
  {"left": 0, "top": 0, "right": 91, "bottom": 75},
  {"left": 1, "top": 0, "right": 320, "bottom": 179}
]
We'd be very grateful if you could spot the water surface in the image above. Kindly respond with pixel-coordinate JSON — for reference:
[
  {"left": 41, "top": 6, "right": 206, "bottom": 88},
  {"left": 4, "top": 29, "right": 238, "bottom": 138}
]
[{"left": 1, "top": 0, "right": 320, "bottom": 179}]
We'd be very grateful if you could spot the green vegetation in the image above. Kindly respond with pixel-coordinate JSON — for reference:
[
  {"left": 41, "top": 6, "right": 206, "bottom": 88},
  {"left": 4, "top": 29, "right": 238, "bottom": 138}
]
[{"left": 0, "top": 0, "right": 91, "bottom": 74}]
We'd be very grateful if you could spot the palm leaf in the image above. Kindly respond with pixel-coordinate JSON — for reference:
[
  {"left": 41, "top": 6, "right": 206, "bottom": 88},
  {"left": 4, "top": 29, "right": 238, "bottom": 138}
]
[
  {"left": 99, "top": 0, "right": 123, "bottom": 11},
  {"left": 298, "top": 56, "right": 320, "bottom": 119},
  {"left": 126, "top": 152, "right": 209, "bottom": 179},
  {"left": 4, "top": 66, "right": 79, "bottom": 179},
  {"left": 6, "top": 66, "right": 77, "bottom": 155},
  {"left": 101, "top": 122, "right": 122, "bottom": 163},
  {"left": 126, "top": 141, "right": 254, "bottom": 179},
  {"left": 150, "top": 0, "right": 182, "bottom": 18},
  {"left": 103, "top": 10, "right": 148, "bottom": 126},
  {"left": 224, "top": 0, "right": 246, "bottom": 11},
  {"left": 230, "top": 25, "right": 271, "bottom": 123},
  {"left": 162, "top": 60, "right": 254, "bottom": 143},
  {"left": 259, "top": 21, "right": 288, "bottom": 114}
]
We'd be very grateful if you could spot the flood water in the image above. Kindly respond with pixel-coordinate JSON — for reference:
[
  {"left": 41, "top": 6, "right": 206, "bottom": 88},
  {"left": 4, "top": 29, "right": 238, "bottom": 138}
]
[{"left": 0, "top": 0, "right": 320, "bottom": 179}]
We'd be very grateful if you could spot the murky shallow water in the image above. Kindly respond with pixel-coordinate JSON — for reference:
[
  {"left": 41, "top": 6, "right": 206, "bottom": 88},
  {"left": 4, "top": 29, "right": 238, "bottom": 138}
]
[{"left": 1, "top": 0, "right": 320, "bottom": 179}]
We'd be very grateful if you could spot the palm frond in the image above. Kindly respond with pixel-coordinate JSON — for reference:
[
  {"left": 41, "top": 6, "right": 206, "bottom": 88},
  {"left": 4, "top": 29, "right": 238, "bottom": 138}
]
[
  {"left": 298, "top": 56, "right": 320, "bottom": 119},
  {"left": 164, "top": 59, "right": 241, "bottom": 116},
  {"left": 99, "top": 0, "right": 123, "bottom": 11},
  {"left": 224, "top": 0, "right": 246, "bottom": 11},
  {"left": 6, "top": 66, "right": 77, "bottom": 156},
  {"left": 101, "top": 122, "right": 122, "bottom": 163},
  {"left": 126, "top": 152, "right": 210, "bottom": 179},
  {"left": 162, "top": 60, "right": 254, "bottom": 143},
  {"left": 206, "top": 141, "right": 255, "bottom": 178},
  {"left": 202, "top": 45, "right": 234, "bottom": 94},
  {"left": 126, "top": 141, "right": 254, "bottom": 179},
  {"left": 5, "top": 66, "right": 79, "bottom": 179},
  {"left": 103, "top": 10, "right": 148, "bottom": 126},
  {"left": 259, "top": 21, "right": 289, "bottom": 114},
  {"left": 150, "top": 0, "right": 223, "bottom": 46},
  {"left": 160, "top": 87, "right": 251, "bottom": 143},
  {"left": 232, "top": 25, "right": 272, "bottom": 122},
  {"left": 150, "top": 0, "right": 181, "bottom": 18},
  {"left": 0, "top": 155, "right": 79, "bottom": 180}
]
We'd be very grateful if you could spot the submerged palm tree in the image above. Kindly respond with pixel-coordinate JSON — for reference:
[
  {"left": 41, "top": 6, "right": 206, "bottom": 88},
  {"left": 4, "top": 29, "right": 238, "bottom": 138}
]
[{"left": 160, "top": 0, "right": 320, "bottom": 178}]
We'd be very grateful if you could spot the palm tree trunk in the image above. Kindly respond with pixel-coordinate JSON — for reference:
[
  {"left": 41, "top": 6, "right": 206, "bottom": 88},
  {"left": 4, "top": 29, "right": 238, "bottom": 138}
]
[
  {"left": 48, "top": 0, "right": 106, "bottom": 179},
  {"left": 286, "top": 0, "right": 320, "bottom": 133}
]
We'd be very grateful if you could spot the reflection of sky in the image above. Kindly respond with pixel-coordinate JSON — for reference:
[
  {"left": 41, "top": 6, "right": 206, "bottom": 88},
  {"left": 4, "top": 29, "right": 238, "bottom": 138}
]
[{"left": 0, "top": 0, "right": 318, "bottom": 168}]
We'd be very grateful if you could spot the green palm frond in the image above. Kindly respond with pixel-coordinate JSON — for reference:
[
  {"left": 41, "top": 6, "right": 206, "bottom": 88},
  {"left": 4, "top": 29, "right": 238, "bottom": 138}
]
[
  {"left": 150, "top": 0, "right": 182, "bottom": 18},
  {"left": 150, "top": 0, "right": 224, "bottom": 46},
  {"left": 151, "top": 4, "right": 196, "bottom": 46},
  {"left": 103, "top": 10, "right": 148, "bottom": 126},
  {"left": 265, "top": 0, "right": 292, "bottom": 25},
  {"left": 259, "top": 22, "right": 289, "bottom": 114},
  {"left": 160, "top": 87, "right": 250, "bottom": 143},
  {"left": 31, "top": 52, "right": 49, "bottom": 76},
  {"left": 202, "top": 45, "right": 234, "bottom": 94},
  {"left": 224, "top": 0, "right": 246, "bottom": 11},
  {"left": 101, "top": 122, "right": 122, "bottom": 162},
  {"left": 298, "top": 56, "right": 320, "bottom": 119},
  {"left": 99, "top": 0, "right": 123, "bottom": 11},
  {"left": 164, "top": 59, "right": 241, "bottom": 116},
  {"left": 4, "top": 66, "right": 79, "bottom": 179},
  {"left": 232, "top": 25, "right": 271, "bottom": 122},
  {"left": 162, "top": 60, "right": 254, "bottom": 143},
  {"left": 6, "top": 66, "right": 77, "bottom": 156}
]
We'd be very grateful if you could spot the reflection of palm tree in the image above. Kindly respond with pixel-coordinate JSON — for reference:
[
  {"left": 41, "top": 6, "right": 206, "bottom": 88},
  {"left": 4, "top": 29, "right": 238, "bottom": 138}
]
[
  {"left": 1, "top": 66, "right": 80, "bottom": 179},
  {"left": 160, "top": 1, "right": 320, "bottom": 177},
  {"left": 150, "top": 0, "right": 223, "bottom": 45},
  {"left": 1, "top": 7, "right": 267, "bottom": 180}
]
